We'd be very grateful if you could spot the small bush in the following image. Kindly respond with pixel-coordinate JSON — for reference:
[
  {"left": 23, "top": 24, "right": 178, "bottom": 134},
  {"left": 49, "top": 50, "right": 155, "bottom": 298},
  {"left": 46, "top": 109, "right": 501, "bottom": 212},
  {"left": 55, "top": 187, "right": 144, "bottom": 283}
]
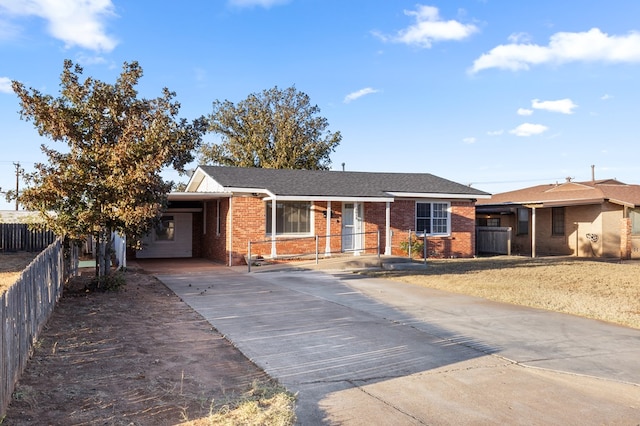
[
  {"left": 90, "top": 271, "right": 126, "bottom": 291},
  {"left": 399, "top": 239, "right": 425, "bottom": 258}
]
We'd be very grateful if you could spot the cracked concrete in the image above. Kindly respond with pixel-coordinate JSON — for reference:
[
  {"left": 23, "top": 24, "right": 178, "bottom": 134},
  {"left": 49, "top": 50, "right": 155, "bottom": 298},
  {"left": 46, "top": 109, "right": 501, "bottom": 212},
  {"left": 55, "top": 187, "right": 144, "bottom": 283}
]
[{"left": 141, "top": 259, "right": 640, "bottom": 425}]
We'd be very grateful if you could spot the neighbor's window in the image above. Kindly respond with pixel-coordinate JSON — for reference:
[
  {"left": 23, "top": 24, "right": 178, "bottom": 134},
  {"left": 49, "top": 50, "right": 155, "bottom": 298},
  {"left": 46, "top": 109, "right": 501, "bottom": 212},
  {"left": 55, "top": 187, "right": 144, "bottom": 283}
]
[
  {"left": 631, "top": 208, "right": 640, "bottom": 235},
  {"left": 552, "top": 207, "right": 565, "bottom": 236},
  {"left": 156, "top": 216, "right": 175, "bottom": 241},
  {"left": 517, "top": 208, "right": 529, "bottom": 235},
  {"left": 416, "top": 202, "right": 450, "bottom": 235},
  {"left": 266, "top": 201, "right": 311, "bottom": 235},
  {"left": 477, "top": 217, "right": 500, "bottom": 227}
]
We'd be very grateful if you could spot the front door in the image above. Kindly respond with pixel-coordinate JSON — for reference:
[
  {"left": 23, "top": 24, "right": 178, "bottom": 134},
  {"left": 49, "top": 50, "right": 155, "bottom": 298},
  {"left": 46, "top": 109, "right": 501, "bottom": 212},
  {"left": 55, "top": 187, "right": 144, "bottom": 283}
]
[{"left": 342, "top": 202, "right": 363, "bottom": 253}]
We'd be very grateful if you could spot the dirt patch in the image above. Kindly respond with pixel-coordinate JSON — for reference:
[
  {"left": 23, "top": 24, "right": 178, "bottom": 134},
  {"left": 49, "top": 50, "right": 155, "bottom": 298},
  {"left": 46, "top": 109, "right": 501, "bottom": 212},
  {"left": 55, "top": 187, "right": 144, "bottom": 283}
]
[{"left": 4, "top": 267, "right": 271, "bottom": 425}]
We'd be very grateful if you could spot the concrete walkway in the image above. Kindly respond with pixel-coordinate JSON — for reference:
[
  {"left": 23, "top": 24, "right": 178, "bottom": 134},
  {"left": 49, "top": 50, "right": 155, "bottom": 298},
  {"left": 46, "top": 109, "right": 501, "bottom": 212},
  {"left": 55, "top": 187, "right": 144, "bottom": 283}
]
[{"left": 148, "top": 259, "right": 640, "bottom": 425}]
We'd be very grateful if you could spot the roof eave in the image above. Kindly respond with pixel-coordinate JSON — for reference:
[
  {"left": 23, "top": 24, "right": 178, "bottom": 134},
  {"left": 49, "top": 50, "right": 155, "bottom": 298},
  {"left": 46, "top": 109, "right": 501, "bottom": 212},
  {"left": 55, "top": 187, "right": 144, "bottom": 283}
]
[{"left": 386, "top": 191, "right": 490, "bottom": 200}]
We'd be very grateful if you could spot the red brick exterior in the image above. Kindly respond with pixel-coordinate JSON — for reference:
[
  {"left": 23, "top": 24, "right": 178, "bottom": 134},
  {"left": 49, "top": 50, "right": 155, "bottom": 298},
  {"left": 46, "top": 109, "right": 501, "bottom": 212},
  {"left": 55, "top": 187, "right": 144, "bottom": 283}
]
[{"left": 199, "top": 197, "right": 478, "bottom": 266}]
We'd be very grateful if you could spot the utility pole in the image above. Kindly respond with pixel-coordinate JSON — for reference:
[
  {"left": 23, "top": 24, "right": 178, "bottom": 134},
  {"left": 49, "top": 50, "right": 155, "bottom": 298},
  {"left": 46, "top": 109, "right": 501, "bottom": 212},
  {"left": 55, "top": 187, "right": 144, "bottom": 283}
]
[{"left": 13, "top": 162, "right": 20, "bottom": 210}]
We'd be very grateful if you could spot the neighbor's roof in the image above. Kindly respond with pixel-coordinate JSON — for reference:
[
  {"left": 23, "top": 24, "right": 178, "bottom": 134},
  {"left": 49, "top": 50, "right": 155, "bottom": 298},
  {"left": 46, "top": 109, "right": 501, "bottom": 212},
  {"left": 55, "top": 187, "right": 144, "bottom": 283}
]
[
  {"left": 477, "top": 179, "right": 640, "bottom": 208},
  {"left": 190, "top": 166, "right": 490, "bottom": 199}
]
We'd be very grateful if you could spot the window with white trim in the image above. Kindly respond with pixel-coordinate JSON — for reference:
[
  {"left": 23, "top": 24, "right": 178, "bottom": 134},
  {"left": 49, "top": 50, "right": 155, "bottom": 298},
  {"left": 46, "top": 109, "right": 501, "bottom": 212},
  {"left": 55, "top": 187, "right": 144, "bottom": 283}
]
[
  {"left": 155, "top": 216, "right": 175, "bottom": 241},
  {"left": 266, "top": 201, "right": 311, "bottom": 235},
  {"left": 416, "top": 202, "right": 450, "bottom": 235}
]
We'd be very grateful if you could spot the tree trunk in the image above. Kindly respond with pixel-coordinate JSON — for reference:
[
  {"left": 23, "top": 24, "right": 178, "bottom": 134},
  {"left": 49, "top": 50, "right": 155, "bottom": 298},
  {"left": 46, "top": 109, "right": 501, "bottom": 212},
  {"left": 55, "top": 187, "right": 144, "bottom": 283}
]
[{"left": 94, "top": 228, "right": 112, "bottom": 280}]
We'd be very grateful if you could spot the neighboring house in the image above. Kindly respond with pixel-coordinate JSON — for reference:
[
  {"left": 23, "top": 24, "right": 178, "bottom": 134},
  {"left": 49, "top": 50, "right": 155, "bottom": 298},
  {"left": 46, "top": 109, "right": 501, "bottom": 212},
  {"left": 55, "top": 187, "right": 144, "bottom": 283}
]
[
  {"left": 476, "top": 178, "right": 640, "bottom": 259},
  {"left": 136, "top": 166, "right": 490, "bottom": 266}
]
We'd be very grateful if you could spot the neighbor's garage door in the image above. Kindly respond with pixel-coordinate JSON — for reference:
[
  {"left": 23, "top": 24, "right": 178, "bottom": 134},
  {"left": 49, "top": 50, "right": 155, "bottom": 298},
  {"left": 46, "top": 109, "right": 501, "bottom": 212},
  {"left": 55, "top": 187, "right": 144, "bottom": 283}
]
[{"left": 137, "top": 213, "right": 192, "bottom": 258}]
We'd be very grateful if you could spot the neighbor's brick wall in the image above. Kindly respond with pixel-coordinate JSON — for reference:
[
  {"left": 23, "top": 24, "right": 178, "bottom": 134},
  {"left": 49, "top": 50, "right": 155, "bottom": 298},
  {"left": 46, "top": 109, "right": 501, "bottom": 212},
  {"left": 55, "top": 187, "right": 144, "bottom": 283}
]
[{"left": 621, "top": 217, "right": 631, "bottom": 260}]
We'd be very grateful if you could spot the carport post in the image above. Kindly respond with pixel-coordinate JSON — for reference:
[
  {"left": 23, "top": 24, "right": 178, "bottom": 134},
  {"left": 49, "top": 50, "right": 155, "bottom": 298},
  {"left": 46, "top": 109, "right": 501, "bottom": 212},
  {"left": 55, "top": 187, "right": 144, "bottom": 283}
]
[
  {"left": 247, "top": 241, "right": 252, "bottom": 273},
  {"left": 315, "top": 235, "right": 319, "bottom": 264}
]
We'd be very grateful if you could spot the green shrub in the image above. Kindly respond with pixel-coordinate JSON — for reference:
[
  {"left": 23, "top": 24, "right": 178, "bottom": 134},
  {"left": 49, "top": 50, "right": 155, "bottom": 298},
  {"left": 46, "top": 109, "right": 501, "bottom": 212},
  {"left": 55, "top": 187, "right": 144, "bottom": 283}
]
[
  {"left": 90, "top": 271, "right": 126, "bottom": 291},
  {"left": 399, "top": 238, "right": 425, "bottom": 258}
]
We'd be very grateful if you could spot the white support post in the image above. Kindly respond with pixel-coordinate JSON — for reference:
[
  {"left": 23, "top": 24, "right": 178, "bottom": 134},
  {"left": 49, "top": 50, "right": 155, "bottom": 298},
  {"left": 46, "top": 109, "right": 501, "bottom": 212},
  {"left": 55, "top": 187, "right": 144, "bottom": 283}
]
[
  {"left": 325, "top": 200, "right": 332, "bottom": 256},
  {"left": 531, "top": 207, "right": 536, "bottom": 258},
  {"left": 271, "top": 198, "right": 277, "bottom": 259},
  {"left": 385, "top": 201, "right": 391, "bottom": 255}
]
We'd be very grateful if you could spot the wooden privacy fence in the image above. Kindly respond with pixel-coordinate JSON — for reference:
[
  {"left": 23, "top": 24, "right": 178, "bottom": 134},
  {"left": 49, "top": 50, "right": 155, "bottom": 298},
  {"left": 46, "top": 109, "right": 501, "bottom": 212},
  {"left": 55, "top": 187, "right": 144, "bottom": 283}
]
[
  {"left": 0, "top": 237, "right": 79, "bottom": 417},
  {"left": 0, "top": 223, "right": 56, "bottom": 252},
  {"left": 476, "top": 226, "right": 512, "bottom": 255}
]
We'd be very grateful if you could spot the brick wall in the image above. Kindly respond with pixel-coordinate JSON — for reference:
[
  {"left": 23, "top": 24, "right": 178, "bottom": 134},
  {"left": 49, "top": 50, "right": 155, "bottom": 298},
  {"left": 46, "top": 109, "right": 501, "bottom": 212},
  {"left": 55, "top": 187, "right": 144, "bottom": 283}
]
[
  {"left": 208, "top": 197, "right": 478, "bottom": 266},
  {"left": 621, "top": 217, "right": 631, "bottom": 260}
]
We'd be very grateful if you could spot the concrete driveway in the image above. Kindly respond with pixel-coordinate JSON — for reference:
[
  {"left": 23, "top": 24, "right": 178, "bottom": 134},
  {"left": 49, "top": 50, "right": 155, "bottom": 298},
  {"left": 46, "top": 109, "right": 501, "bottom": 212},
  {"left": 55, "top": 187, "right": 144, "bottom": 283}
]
[{"left": 146, "top": 259, "right": 640, "bottom": 425}]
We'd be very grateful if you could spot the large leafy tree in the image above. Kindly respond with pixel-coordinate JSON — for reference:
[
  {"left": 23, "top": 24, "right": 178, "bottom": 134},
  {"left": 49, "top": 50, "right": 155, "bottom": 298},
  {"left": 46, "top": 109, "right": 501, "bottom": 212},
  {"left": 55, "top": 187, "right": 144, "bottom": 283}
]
[
  {"left": 199, "top": 86, "right": 342, "bottom": 169},
  {"left": 12, "top": 60, "right": 207, "bottom": 280}
]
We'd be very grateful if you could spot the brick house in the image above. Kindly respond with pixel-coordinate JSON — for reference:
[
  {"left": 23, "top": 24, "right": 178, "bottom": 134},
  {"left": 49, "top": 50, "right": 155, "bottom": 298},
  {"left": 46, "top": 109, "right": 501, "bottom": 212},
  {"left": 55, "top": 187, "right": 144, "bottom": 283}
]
[
  {"left": 136, "top": 166, "right": 490, "bottom": 266},
  {"left": 476, "top": 178, "right": 640, "bottom": 259}
]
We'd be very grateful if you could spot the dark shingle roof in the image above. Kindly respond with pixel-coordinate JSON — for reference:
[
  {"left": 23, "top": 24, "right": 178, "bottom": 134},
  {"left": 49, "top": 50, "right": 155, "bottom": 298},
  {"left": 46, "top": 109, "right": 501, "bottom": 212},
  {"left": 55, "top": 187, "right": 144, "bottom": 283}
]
[{"left": 198, "top": 166, "right": 489, "bottom": 198}]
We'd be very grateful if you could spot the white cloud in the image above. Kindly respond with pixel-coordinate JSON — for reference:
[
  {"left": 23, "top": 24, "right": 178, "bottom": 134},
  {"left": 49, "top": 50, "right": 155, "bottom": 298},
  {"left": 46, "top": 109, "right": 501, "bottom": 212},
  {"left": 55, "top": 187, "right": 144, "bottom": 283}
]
[
  {"left": 228, "top": 0, "right": 290, "bottom": 7},
  {"left": 463, "top": 137, "right": 476, "bottom": 144},
  {"left": 470, "top": 28, "right": 640, "bottom": 73},
  {"left": 487, "top": 129, "right": 504, "bottom": 136},
  {"left": 343, "top": 87, "right": 379, "bottom": 103},
  {"left": 510, "top": 123, "right": 549, "bottom": 137},
  {"left": 0, "top": 77, "right": 12, "bottom": 93},
  {"left": 0, "top": 0, "right": 118, "bottom": 52},
  {"left": 601, "top": 93, "right": 613, "bottom": 100},
  {"left": 508, "top": 32, "right": 532, "bottom": 44},
  {"left": 517, "top": 108, "right": 533, "bottom": 116},
  {"left": 374, "top": 5, "right": 478, "bottom": 48},
  {"left": 532, "top": 98, "right": 577, "bottom": 114}
]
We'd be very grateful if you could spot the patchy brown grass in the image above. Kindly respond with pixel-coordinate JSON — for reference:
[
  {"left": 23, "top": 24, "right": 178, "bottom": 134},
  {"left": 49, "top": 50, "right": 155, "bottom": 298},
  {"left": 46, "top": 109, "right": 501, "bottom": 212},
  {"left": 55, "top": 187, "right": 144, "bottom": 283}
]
[
  {"left": 0, "top": 251, "right": 38, "bottom": 293},
  {"left": 369, "top": 256, "right": 640, "bottom": 329}
]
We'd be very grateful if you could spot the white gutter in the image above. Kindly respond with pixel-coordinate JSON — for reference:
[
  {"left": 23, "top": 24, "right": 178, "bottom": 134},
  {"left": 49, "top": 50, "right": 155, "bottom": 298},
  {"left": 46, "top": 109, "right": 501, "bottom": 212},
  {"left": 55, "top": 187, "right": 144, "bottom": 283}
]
[
  {"left": 262, "top": 195, "right": 393, "bottom": 202},
  {"left": 385, "top": 191, "right": 491, "bottom": 199}
]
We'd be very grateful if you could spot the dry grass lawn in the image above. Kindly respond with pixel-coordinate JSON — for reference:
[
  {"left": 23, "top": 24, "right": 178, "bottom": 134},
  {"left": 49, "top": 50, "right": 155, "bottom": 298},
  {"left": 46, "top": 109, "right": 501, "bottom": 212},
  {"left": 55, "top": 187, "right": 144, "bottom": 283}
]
[
  {"left": 0, "top": 251, "right": 38, "bottom": 293},
  {"left": 370, "top": 256, "right": 640, "bottom": 329}
]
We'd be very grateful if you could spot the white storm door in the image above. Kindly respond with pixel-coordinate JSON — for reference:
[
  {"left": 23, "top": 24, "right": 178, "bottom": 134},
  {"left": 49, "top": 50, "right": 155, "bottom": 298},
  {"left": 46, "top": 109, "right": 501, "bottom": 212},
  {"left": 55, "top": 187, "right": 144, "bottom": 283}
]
[{"left": 342, "top": 203, "right": 363, "bottom": 253}]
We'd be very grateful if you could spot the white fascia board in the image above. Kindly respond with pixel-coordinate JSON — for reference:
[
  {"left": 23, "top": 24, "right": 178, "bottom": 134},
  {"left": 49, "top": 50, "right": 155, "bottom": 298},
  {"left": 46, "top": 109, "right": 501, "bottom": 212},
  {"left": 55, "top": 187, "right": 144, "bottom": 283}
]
[
  {"left": 168, "top": 192, "right": 231, "bottom": 201},
  {"left": 228, "top": 188, "right": 276, "bottom": 198},
  {"left": 185, "top": 167, "right": 208, "bottom": 192},
  {"left": 262, "top": 195, "right": 394, "bottom": 202},
  {"left": 386, "top": 191, "right": 491, "bottom": 200}
]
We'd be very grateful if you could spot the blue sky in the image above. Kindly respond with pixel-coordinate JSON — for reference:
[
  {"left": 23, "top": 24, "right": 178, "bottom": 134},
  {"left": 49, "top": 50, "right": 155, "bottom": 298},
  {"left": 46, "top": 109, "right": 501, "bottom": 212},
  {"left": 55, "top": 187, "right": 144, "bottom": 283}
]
[{"left": 2, "top": 0, "right": 640, "bottom": 210}]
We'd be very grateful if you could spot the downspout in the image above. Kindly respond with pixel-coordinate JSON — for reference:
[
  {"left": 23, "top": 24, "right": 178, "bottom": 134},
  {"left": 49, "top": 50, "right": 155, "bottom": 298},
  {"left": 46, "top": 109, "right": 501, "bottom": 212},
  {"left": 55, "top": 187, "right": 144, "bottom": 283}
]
[
  {"left": 325, "top": 200, "right": 332, "bottom": 256},
  {"left": 385, "top": 201, "right": 391, "bottom": 255},
  {"left": 271, "top": 196, "right": 277, "bottom": 258},
  {"left": 228, "top": 197, "right": 233, "bottom": 266}
]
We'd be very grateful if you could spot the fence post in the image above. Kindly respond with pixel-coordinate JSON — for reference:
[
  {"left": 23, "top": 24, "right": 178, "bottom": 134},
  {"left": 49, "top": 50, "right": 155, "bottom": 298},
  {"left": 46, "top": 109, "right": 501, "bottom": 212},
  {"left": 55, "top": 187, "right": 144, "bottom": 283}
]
[
  {"left": 247, "top": 241, "right": 252, "bottom": 273},
  {"left": 423, "top": 231, "right": 427, "bottom": 265},
  {"left": 408, "top": 230, "right": 412, "bottom": 259}
]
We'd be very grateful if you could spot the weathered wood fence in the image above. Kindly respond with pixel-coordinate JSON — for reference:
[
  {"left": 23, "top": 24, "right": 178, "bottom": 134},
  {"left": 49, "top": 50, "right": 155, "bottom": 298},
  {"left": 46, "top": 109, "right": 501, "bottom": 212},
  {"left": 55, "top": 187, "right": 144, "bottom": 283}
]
[
  {"left": 0, "top": 223, "right": 56, "bottom": 252},
  {"left": 0, "top": 238, "right": 78, "bottom": 417},
  {"left": 476, "top": 226, "right": 512, "bottom": 255}
]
